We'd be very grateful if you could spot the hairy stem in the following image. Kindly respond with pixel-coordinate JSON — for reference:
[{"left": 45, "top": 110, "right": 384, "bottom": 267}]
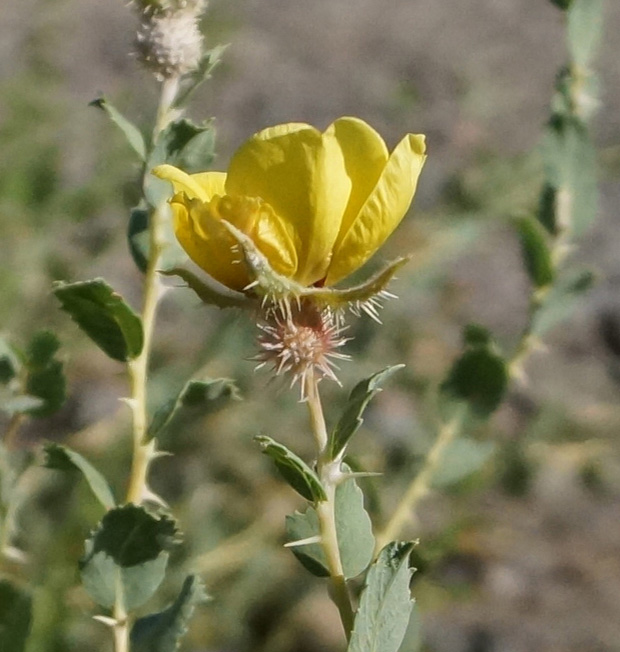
[{"left": 306, "top": 376, "right": 355, "bottom": 640}]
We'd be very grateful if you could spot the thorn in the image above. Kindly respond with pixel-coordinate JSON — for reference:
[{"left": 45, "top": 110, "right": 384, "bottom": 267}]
[
  {"left": 93, "top": 615, "right": 118, "bottom": 628},
  {"left": 142, "top": 486, "right": 169, "bottom": 508},
  {"left": 284, "top": 535, "right": 322, "bottom": 548},
  {"left": 340, "top": 471, "right": 383, "bottom": 481},
  {"left": 2, "top": 546, "right": 28, "bottom": 564}
]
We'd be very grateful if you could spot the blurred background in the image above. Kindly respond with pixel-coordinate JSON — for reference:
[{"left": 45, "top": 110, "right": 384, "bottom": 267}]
[{"left": 1, "top": 0, "right": 620, "bottom": 650}]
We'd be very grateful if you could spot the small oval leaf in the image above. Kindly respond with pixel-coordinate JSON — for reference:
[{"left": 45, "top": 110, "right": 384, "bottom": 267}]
[{"left": 53, "top": 279, "right": 144, "bottom": 362}]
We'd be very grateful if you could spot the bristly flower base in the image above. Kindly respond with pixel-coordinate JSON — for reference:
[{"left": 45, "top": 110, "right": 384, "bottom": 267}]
[{"left": 255, "top": 302, "right": 350, "bottom": 399}]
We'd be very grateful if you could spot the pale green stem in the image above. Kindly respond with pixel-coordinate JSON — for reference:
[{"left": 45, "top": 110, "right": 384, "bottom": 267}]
[
  {"left": 125, "top": 75, "right": 180, "bottom": 506},
  {"left": 116, "top": 74, "right": 181, "bottom": 651},
  {"left": 306, "top": 375, "right": 355, "bottom": 641},
  {"left": 113, "top": 600, "right": 129, "bottom": 652},
  {"left": 376, "top": 408, "right": 466, "bottom": 552}
]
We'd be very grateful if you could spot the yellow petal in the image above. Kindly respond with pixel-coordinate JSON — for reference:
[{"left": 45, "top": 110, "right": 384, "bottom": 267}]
[
  {"left": 171, "top": 195, "right": 249, "bottom": 290},
  {"left": 226, "top": 123, "right": 352, "bottom": 286},
  {"left": 327, "top": 117, "right": 389, "bottom": 255},
  {"left": 152, "top": 164, "right": 226, "bottom": 201},
  {"left": 214, "top": 195, "right": 298, "bottom": 278},
  {"left": 326, "top": 133, "right": 426, "bottom": 285},
  {"left": 171, "top": 192, "right": 297, "bottom": 291}
]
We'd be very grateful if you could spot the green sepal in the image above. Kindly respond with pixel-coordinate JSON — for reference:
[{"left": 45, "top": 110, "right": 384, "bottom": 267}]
[
  {"left": 441, "top": 327, "right": 508, "bottom": 418},
  {"left": 255, "top": 435, "right": 326, "bottom": 503},
  {"left": 148, "top": 377, "right": 240, "bottom": 440},
  {"left": 130, "top": 575, "right": 209, "bottom": 652},
  {"left": 514, "top": 215, "right": 555, "bottom": 289},
  {"left": 223, "top": 221, "right": 408, "bottom": 311},
  {"left": 327, "top": 366, "right": 404, "bottom": 461},
  {"left": 79, "top": 505, "right": 179, "bottom": 611},
  {"left": 285, "top": 474, "right": 375, "bottom": 579},
  {"left": 160, "top": 267, "right": 251, "bottom": 310},
  {"left": 53, "top": 279, "right": 144, "bottom": 362},
  {"left": 43, "top": 443, "right": 115, "bottom": 510},
  {"left": 0, "top": 580, "right": 32, "bottom": 652},
  {"left": 90, "top": 96, "right": 147, "bottom": 162},
  {"left": 347, "top": 541, "right": 415, "bottom": 652}
]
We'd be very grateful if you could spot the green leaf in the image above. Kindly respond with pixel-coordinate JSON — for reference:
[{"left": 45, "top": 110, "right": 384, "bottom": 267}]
[
  {"left": 80, "top": 505, "right": 179, "bottom": 611},
  {"left": 160, "top": 267, "right": 251, "bottom": 310},
  {"left": 399, "top": 601, "right": 422, "bottom": 652},
  {"left": 43, "top": 443, "right": 115, "bottom": 510},
  {"left": 549, "top": 0, "right": 571, "bottom": 9},
  {"left": 0, "top": 337, "right": 20, "bottom": 385},
  {"left": 131, "top": 575, "right": 209, "bottom": 652},
  {"left": 255, "top": 436, "right": 326, "bottom": 502},
  {"left": 514, "top": 216, "right": 554, "bottom": 288},
  {"left": 328, "top": 366, "right": 404, "bottom": 461},
  {"left": 431, "top": 437, "right": 496, "bottom": 488},
  {"left": 148, "top": 377, "right": 241, "bottom": 440},
  {"left": 441, "top": 332, "right": 508, "bottom": 418},
  {"left": 148, "top": 119, "right": 215, "bottom": 171},
  {"left": 0, "top": 581, "right": 32, "bottom": 652},
  {"left": 286, "top": 475, "right": 375, "bottom": 579},
  {"left": 542, "top": 115, "right": 598, "bottom": 238},
  {"left": 567, "top": 0, "right": 603, "bottom": 68},
  {"left": 531, "top": 268, "right": 595, "bottom": 337},
  {"left": 53, "top": 279, "right": 144, "bottom": 362},
  {"left": 174, "top": 45, "right": 228, "bottom": 108},
  {"left": 462, "top": 323, "right": 492, "bottom": 347},
  {"left": 23, "top": 331, "right": 66, "bottom": 417},
  {"left": 538, "top": 182, "right": 557, "bottom": 234},
  {"left": 26, "top": 331, "right": 59, "bottom": 366},
  {"left": 285, "top": 508, "right": 327, "bottom": 577},
  {"left": 90, "top": 96, "right": 147, "bottom": 161},
  {"left": 347, "top": 542, "right": 415, "bottom": 652},
  {"left": 128, "top": 206, "right": 150, "bottom": 274}
]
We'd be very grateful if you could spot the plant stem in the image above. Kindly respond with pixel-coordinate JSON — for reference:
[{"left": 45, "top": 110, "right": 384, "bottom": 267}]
[
  {"left": 113, "top": 600, "right": 129, "bottom": 652},
  {"left": 125, "top": 76, "right": 180, "bottom": 506},
  {"left": 306, "top": 376, "right": 355, "bottom": 640},
  {"left": 116, "top": 75, "right": 180, "bottom": 651},
  {"left": 376, "top": 408, "right": 465, "bottom": 551},
  {"left": 3, "top": 413, "right": 25, "bottom": 450}
]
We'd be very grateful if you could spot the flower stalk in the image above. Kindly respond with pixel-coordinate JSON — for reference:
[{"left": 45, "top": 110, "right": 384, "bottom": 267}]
[{"left": 306, "top": 374, "right": 355, "bottom": 640}]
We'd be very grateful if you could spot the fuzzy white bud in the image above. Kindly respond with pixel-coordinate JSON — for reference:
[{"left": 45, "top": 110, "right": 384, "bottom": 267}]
[{"left": 134, "top": 2, "right": 206, "bottom": 80}]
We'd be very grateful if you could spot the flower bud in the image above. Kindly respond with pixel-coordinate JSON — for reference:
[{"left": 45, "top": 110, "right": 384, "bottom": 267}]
[{"left": 134, "top": 1, "right": 206, "bottom": 80}]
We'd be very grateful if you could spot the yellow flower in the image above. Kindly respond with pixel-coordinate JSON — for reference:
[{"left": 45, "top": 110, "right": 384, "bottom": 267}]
[{"left": 153, "top": 117, "right": 426, "bottom": 293}]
